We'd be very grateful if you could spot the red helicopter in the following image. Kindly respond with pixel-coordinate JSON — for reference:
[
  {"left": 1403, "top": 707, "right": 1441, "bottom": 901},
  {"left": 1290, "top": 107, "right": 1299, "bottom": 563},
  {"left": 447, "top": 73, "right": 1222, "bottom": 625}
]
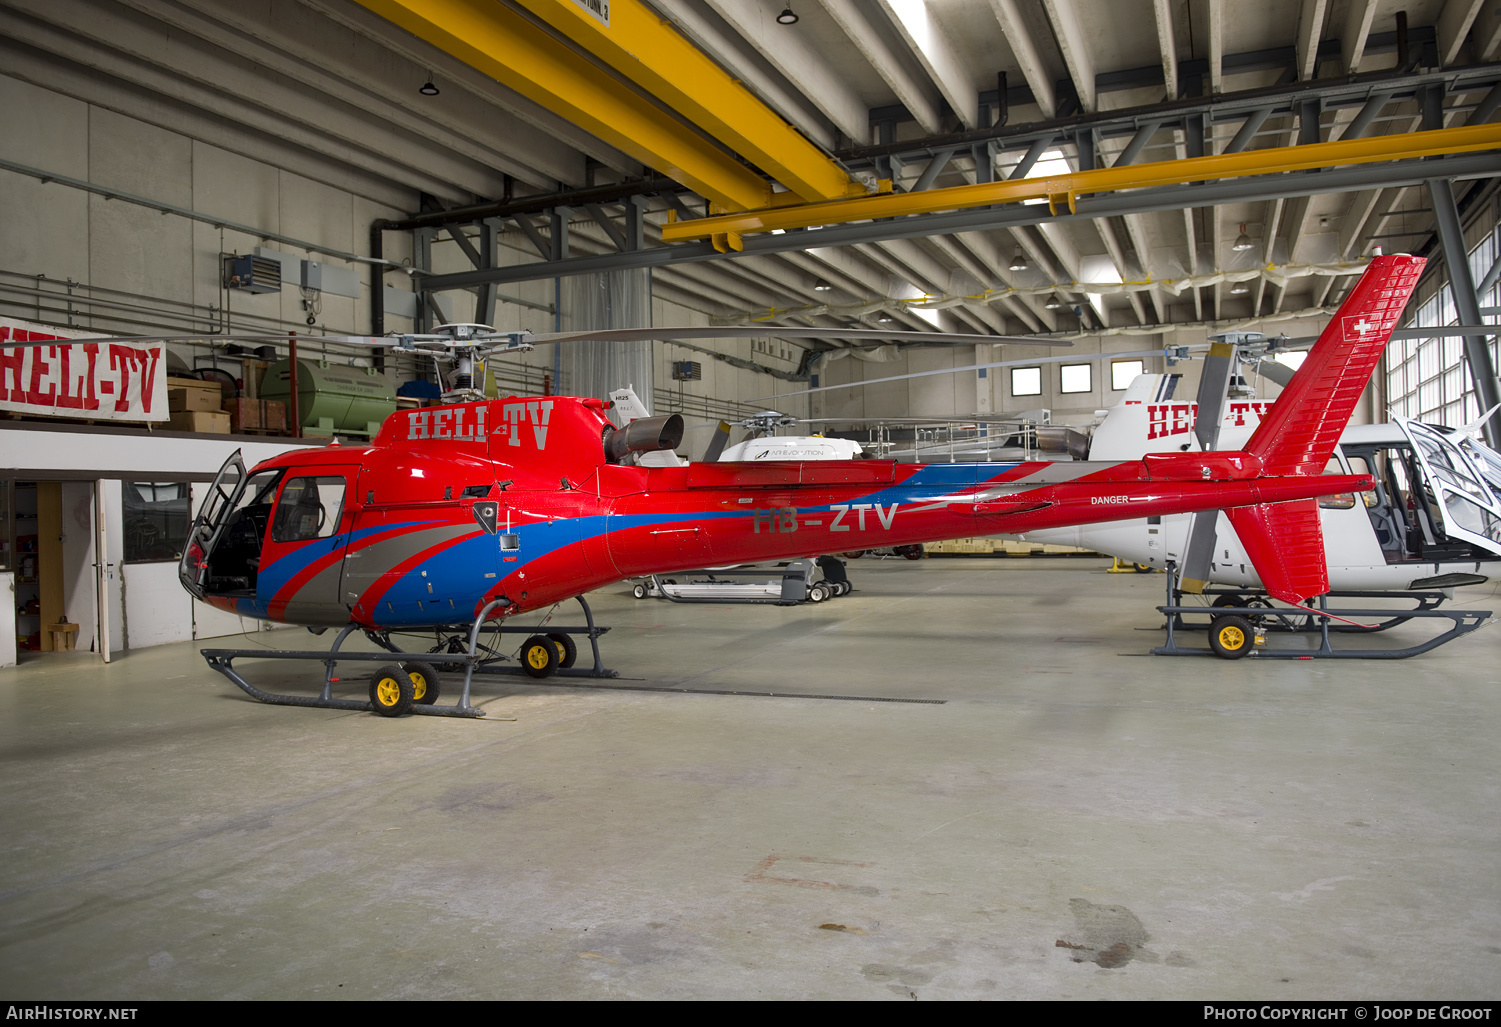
[{"left": 170, "top": 254, "right": 1422, "bottom": 717}]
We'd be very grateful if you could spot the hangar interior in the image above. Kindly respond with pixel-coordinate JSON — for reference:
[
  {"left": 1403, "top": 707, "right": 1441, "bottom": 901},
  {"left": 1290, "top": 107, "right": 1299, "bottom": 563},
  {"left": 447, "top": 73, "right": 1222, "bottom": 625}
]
[{"left": 0, "top": 0, "right": 1499, "bottom": 1001}]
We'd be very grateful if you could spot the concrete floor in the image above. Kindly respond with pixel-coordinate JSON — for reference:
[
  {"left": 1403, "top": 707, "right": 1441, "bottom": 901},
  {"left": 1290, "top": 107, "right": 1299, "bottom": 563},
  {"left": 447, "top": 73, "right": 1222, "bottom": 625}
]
[{"left": 1, "top": 556, "right": 1499, "bottom": 1000}]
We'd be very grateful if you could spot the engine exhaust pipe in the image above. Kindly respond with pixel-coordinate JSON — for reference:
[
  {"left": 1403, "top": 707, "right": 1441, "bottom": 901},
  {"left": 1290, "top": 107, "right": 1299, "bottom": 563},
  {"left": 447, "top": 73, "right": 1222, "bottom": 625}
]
[
  {"left": 605, "top": 413, "right": 684, "bottom": 463},
  {"left": 1034, "top": 426, "right": 1092, "bottom": 461}
]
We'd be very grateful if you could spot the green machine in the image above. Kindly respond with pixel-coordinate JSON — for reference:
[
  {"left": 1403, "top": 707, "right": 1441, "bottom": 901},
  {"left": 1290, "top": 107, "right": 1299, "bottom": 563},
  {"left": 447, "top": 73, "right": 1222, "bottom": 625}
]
[{"left": 260, "top": 359, "right": 398, "bottom": 438}]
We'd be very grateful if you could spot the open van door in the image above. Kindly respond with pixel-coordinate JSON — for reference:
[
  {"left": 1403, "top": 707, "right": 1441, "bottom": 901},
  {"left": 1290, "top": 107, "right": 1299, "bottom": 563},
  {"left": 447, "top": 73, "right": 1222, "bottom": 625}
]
[{"left": 1397, "top": 417, "right": 1501, "bottom": 556}]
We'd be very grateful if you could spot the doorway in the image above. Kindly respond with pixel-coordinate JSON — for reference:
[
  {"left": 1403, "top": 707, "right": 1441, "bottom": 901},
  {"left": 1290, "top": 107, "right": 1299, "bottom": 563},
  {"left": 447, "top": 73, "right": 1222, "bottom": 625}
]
[{"left": 3, "top": 480, "right": 100, "bottom": 661}]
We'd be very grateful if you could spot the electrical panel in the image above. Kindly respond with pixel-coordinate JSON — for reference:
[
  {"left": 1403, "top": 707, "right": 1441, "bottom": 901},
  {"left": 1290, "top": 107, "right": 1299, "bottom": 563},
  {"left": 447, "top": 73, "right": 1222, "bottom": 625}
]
[
  {"left": 223, "top": 255, "right": 281, "bottom": 294},
  {"left": 671, "top": 361, "right": 702, "bottom": 381}
]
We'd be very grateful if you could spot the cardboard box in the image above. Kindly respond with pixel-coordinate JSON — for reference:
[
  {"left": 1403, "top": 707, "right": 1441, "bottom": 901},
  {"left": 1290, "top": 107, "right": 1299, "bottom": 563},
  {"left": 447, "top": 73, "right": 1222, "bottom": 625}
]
[
  {"left": 224, "top": 397, "right": 260, "bottom": 433},
  {"left": 167, "top": 376, "right": 222, "bottom": 412},
  {"left": 169, "top": 410, "right": 230, "bottom": 434}
]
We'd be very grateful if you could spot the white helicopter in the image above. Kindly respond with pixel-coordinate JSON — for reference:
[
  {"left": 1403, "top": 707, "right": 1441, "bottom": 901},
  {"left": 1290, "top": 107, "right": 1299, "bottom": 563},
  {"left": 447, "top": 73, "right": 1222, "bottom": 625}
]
[{"left": 1014, "top": 335, "right": 1501, "bottom": 596}]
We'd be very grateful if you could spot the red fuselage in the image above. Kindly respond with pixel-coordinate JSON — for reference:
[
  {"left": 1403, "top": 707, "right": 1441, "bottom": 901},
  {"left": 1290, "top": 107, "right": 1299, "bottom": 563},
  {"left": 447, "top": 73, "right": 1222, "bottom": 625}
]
[{"left": 198, "top": 396, "right": 1367, "bottom": 628}]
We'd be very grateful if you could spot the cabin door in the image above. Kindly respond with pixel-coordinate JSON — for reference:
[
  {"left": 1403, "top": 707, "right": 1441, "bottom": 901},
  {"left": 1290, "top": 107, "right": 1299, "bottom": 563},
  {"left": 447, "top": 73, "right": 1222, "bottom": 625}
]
[{"left": 1398, "top": 418, "right": 1501, "bottom": 556}]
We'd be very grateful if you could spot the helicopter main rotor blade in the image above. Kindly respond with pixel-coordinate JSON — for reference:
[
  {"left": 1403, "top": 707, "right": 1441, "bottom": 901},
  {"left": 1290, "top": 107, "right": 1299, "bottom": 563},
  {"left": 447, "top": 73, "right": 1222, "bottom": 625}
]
[
  {"left": 1248, "top": 359, "right": 1298, "bottom": 387},
  {"left": 523, "top": 326, "right": 1071, "bottom": 347},
  {"left": 1276, "top": 326, "right": 1498, "bottom": 347},
  {"left": 0, "top": 332, "right": 311, "bottom": 349},
  {"left": 0, "top": 332, "right": 429, "bottom": 350}
]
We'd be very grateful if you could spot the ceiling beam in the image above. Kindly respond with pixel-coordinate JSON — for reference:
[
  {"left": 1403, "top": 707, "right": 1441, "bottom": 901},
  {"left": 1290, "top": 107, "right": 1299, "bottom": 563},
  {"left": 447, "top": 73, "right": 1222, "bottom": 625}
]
[
  {"left": 516, "top": 0, "right": 858, "bottom": 203},
  {"left": 1153, "top": 0, "right": 1178, "bottom": 100},
  {"left": 1207, "top": 0, "right": 1224, "bottom": 95},
  {"left": 953, "top": 230, "right": 1055, "bottom": 331},
  {"left": 647, "top": 0, "right": 838, "bottom": 149},
  {"left": 1337, "top": 188, "right": 1388, "bottom": 258},
  {"left": 1438, "top": 0, "right": 1486, "bottom": 67},
  {"left": 986, "top": 0, "right": 1056, "bottom": 118},
  {"left": 817, "top": 0, "right": 943, "bottom": 134},
  {"left": 1476, "top": 3, "right": 1501, "bottom": 62},
  {"left": 703, "top": 0, "right": 869, "bottom": 143},
  {"left": 302, "top": 0, "right": 641, "bottom": 179},
  {"left": 148, "top": 0, "right": 584, "bottom": 190},
  {"left": 875, "top": 0, "right": 979, "bottom": 128},
  {"left": 354, "top": 0, "right": 773, "bottom": 210},
  {"left": 1296, "top": 0, "right": 1329, "bottom": 80},
  {"left": 1120, "top": 213, "right": 1169, "bottom": 321},
  {"left": 1042, "top": 0, "right": 1097, "bottom": 113},
  {"left": 1342, "top": 0, "right": 1379, "bottom": 74},
  {"left": 1095, "top": 218, "right": 1148, "bottom": 324}
]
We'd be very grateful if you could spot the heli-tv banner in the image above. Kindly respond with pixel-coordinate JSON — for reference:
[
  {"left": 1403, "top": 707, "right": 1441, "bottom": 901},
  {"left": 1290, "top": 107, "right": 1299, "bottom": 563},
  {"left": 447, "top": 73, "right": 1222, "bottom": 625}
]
[{"left": 0, "top": 316, "right": 167, "bottom": 422}]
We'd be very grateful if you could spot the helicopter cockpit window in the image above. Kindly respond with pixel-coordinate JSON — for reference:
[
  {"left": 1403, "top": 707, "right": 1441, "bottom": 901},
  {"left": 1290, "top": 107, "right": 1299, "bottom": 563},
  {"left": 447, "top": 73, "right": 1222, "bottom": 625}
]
[{"left": 272, "top": 476, "right": 347, "bottom": 543}]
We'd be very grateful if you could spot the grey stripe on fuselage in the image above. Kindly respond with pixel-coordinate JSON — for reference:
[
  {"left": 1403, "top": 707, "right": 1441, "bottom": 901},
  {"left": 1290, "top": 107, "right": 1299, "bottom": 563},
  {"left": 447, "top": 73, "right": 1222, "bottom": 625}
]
[{"left": 341, "top": 523, "right": 486, "bottom": 603}]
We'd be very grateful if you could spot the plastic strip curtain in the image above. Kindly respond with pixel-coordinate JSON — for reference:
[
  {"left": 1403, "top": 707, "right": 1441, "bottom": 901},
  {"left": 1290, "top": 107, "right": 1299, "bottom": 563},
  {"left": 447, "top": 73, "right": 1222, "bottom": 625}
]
[{"left": 563, "top": 268, "right": 653, "bottom": 421}]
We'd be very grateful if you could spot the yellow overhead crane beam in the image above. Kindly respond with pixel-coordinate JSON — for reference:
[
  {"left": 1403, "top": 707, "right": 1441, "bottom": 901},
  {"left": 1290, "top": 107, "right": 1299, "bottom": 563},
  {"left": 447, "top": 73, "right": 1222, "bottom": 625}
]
[
  {"left": 661, "top": 122, "right": 1501, "bottom": 244},
  {"left": 514, "top": 0, "right": 864, "bottom": 204},
  {"left": 355, "top": 0, "right": 774, "bottom": 211}
]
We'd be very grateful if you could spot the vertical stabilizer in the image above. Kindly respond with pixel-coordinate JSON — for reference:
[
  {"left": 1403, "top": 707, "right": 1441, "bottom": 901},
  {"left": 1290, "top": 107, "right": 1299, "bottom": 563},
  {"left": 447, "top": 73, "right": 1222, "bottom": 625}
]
[
  {"left": 1243, "top": 254, "right": 1424, "bottom": 476},
  {"left": 1229, "top": 254, "right": 1424, "bottom": 603}
]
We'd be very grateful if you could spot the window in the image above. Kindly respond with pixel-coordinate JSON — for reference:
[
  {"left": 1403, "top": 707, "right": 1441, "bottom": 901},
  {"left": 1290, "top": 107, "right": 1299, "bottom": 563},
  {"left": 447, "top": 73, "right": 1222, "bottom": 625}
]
[
  {"left": 1111, "top": 359, "right": 1145, "bottom": 390},
  {"left": 123, "top": 482, "right": 191, "bottom": 562},
  {"left": 272, "top": 476, "right": 346, "bottom": 542},
  {"left": 1388, "top": 216, "right": 1501, "bottom": 424},
  {"left": 1060, "top": 364, "right": 1092, "bottom": 394},
  {"left": 1011, "top": 366, "right": 1041, "bottom": 396}
]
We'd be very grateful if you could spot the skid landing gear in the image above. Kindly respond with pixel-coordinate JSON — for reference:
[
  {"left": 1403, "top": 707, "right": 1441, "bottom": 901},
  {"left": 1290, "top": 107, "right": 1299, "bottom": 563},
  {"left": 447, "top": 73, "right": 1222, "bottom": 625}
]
[
  {"left": 200, "top": 595, "right": 617, "bottom": 718},
  {"left": 1151, "top": 563, "right": 1494, "bottom": 659}
]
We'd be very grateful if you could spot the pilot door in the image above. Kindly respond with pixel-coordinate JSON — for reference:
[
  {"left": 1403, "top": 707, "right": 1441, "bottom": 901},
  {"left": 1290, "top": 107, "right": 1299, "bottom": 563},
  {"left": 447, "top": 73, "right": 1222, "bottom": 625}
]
[{"left": 256, "top": 466, "right": 361, "bottom": 624}]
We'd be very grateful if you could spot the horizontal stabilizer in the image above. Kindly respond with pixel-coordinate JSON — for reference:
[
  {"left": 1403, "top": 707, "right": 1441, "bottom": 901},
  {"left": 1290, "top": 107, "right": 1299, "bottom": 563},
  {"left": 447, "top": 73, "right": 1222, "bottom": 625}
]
[{"left": 1226, "top": 500, "right": 1328, "bottom": 603}]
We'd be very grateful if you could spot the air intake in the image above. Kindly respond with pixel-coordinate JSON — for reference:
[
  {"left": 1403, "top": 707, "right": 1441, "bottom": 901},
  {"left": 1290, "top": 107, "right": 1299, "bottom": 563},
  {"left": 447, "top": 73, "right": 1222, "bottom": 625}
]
[{"left": 223, "top": 255, "right": 282, "bottom": 294}]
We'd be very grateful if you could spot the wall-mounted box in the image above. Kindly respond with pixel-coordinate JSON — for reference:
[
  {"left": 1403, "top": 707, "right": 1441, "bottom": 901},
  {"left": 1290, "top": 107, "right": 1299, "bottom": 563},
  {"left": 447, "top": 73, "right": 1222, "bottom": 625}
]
[
  {"left": 223, "top": 255, "right": 281, "bottom": 294},
  {"left": 254, "top": 248, "right": 361, "bottom": 299}
]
